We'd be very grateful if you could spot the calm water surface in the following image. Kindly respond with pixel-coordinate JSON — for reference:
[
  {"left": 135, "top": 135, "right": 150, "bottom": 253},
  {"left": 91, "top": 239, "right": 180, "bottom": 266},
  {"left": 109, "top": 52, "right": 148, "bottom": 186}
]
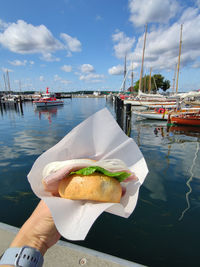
[{"left": 0, "top": 98, "right": 200, "bottom": 267}]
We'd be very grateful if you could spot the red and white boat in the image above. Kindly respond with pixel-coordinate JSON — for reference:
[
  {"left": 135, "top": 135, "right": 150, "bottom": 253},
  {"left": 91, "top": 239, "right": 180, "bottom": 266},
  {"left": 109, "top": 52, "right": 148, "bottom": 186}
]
[{"left": 33, "top": 88, "right": 64, "bottom": 107}]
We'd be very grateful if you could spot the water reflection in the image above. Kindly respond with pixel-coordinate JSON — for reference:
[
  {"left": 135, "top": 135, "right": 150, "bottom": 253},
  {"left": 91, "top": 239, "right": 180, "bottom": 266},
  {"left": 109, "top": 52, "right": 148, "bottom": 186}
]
[
  {"left": 179, "top": 142, "right": 200, "bottom": 221},
  {"left": 34, "top": 106, "right": 63, "bottom": 124},
  {"left": 0, "top": 101, "right": 24, "bottom": 117},
  {"left": 2, "top": 191, "right": 34, "bottom": 203},
  {"left": 168, "top": 125, "right": 200, "bottom": 139},
  {"left": 131, "top": 118, "right": 200, "bottom": 216},
  {"left": 154, "top": 127, "right": 164, "bottom": 137}
]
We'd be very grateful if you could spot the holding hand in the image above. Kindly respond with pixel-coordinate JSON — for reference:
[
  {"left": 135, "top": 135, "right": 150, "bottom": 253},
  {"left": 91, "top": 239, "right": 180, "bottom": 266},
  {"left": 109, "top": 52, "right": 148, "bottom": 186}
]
[{"left": 10, "top": 200, "right": 61, "bottom": 256}]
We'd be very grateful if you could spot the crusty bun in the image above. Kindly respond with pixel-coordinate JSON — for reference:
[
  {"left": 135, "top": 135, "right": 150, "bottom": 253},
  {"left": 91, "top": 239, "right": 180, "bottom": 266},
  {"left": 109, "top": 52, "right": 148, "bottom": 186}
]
[{"left": 58, "top": 173, "right": 122, "bottom": 203}]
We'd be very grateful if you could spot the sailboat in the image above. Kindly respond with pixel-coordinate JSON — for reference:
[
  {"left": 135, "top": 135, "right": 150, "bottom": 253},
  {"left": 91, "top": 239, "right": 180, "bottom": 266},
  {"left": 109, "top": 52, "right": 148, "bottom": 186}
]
[
  {"left": 123, "top": 24, "right": 174, "bottom": 107},
  {"left": 1, "top": 71, "right": 18, "bottom": 103},
  {"left": 132, "top": 24, "right": 188, "bottom": 121}
]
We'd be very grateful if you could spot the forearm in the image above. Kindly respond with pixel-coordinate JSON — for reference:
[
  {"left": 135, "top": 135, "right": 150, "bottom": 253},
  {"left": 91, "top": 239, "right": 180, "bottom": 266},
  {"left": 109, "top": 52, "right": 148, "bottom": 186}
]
[
  {"left": 0, "top": 200, "right": 60, "bottom": 267},
  {"left": 0, "top": 215, "right": 47, "bottom": 267}
]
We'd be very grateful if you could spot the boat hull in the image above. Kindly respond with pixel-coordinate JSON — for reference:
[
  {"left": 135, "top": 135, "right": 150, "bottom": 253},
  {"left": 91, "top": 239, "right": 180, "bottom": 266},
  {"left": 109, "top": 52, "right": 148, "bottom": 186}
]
[
  {"left": 170, "top": 116, "right": 200, "bottom": 126},
  {"left": 34, "top": 101, "right": 64, "bottom": 107},
  {"left": 170, "top": 114, "right": 200, "bottom": 126},
  {"left": 124, "top": 100, "right": 176, "bottom": 107},
  {"left": 133, "top": 111, "right": 168, "bottom": 120}
]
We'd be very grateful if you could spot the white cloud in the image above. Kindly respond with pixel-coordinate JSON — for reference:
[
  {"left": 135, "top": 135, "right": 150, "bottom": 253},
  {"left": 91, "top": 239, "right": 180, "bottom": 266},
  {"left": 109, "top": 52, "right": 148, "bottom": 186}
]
[
  {"left": 0, "top": 19, "right": 10, "bottom": 31},
  {"left": 2, "top": 67, "right": 13, "bottom": 73},
  {"left": 128, "top": 0, "right": 179, "bottom": 27},
  {"left": 179, "top": 7, "right": 199, "bottom": 24},
  {"left": 78, "top": 64, "right": 103, "bottom": 82},
  {"left": 41, "top": 52, "right": 60, "bottom": 62},
  {"left": 9, "top": 59, "right": 27, "bottom": 66},
  {"left": 0, "top": 20, "right": 82, "bottom": 60},
  {"left": 61, "top": 65, "right": 72, "bottom": 72},
  {"left": 196, "top": 0, "right": 200, "bottom": 8},
  {"left": 79, "top": 73, "right": 104, "bottom": 83},
  {"left": 108, "top": 65, "right": 124, "bottom": 75},
  {"left": 127, "top": 6, "right": 200, "bottom": 72},
  {"left": 9, "top": 59, "right": 34, "bottom": 66},
  {"left": 108, "top": 62, "right": 138, "bottom": 76},
  {"left": 60, "top": 33, "right": 82, "bottom": 56},
  {"left": 60, "top": 79, "right": 72, "bottom": 84},
  {"left": 54, "top": 74, "right": 72, "bottom": 84},
  {"left": 0, "top": 20, "right": 62, "bottom": 54},
  {"left": 112, "top": 31, "right": 135, "bottom": 59},
  {"left": 191, "top": 61, "right": 200, "bottom": 68},
  {"left": 54, "top": 74, "right": 62, "bottom": 82},
  {"left": 39, "top": 76, "right": 45, "bottom": 82},
  {"left": 96, "top": 15, "right": 102, "bottom": 21},
  {"left": 80, "top": 64, "right": 94, "bottom": 73}
]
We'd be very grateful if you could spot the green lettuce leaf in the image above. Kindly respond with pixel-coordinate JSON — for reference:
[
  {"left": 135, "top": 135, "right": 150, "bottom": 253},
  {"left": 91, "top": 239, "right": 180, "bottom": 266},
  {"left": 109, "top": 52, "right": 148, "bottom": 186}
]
[{"left": 70, "top": 166, "right": 130, "bottom": 182}]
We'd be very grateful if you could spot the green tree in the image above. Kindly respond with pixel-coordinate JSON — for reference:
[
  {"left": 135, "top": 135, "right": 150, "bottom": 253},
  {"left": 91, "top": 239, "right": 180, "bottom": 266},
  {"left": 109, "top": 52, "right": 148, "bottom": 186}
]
[
  {"left": 160, "top": 80, "right": 170, "bottom": 91},
  {"left": 134, "top": 74, "right": 170, "bottom": 93}
]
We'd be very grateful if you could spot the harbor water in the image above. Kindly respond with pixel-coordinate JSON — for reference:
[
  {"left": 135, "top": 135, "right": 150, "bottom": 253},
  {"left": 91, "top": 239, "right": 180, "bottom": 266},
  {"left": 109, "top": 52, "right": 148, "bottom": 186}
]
[{"left": 0, "top": 97, "right": 200, "bottom": 267}]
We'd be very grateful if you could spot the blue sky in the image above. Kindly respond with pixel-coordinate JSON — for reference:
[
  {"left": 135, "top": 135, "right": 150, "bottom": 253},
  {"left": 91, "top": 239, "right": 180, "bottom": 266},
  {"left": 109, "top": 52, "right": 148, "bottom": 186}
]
[{"left": 0, "top": 0, "right": 200, "bottom": 93}]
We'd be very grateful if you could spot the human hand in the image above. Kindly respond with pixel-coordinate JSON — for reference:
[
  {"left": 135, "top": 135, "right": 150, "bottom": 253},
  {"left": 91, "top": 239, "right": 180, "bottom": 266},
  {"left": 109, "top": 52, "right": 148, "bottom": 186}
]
[{"left": 10, "top": 200, "right": 61, "bottom": 255}]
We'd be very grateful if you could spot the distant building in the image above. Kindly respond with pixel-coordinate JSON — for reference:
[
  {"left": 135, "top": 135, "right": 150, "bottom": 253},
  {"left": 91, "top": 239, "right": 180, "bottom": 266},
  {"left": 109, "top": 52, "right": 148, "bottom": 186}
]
[{"left": 93, "top": 91, "right": 100, "bottom": 96}]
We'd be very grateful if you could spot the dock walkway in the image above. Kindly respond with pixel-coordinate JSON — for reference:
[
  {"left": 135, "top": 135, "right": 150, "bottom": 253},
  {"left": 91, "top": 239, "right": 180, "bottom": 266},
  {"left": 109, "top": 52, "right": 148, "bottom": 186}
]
[{"left": 0, "top": 222, "right": 145, "bottom": 267}]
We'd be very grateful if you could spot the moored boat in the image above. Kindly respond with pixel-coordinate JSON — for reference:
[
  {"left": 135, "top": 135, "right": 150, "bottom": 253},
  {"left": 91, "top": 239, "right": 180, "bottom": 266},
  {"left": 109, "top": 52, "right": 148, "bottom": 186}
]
[
  {"left": 170, "top": 112, "right": 200, "bottom": 126},
  {"left": 143, "top": 102, "right": 177, "bottom": 108},
  {"left": 33, "top": 88, "right": 64, "bottom": 107},
  {"left": 1, "top": 95, "right": 19, "bottom": 104},
  {"left": 133, "top": 106, "right": 200, "bottom": 121},
  {"left": 133, "top": 109, "right": 169, "bottom": 120},
  {"left": 124, "top": 98, "right": 176, "bottom": 106}
]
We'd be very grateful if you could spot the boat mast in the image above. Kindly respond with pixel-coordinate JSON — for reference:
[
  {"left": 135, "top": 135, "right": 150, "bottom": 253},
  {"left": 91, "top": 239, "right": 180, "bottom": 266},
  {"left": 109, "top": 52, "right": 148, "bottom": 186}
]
[
  {"left": 148, "top": 67, "right": 152, "bottom": 93},
  {"left": 3, "top": 74, "right": 7, "bottom": 92},
  {"left": 172, "top": 64, "right": 177, "bottom": 94},
  {"left": 139, "top": 23, "right": 148, "bottom": 93},
  {"left": 131, "top": 62, "right": 134, "bottom": 88},
  {"left": 175, "top": 24, "right": 183, "bottom": 94},
  {"left": 19, "top": 80, "right": 22, "bottom": 92},
  {"left": 123, "top": 55, "right": 127, "bottom": 91},
  {"left": 143, "top": 74, "right": 146, "bottom": 92},
  {"left": 6, "top": 70, "right": 11, "bottom": 94}
]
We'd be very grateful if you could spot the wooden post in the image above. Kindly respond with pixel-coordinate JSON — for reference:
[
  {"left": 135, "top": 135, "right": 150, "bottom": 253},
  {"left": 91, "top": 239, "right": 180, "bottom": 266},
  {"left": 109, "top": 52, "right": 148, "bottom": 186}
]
[
  {"left": 125, "top": 104, "right": 132, "bottom": 136},
  {"left": 0, "top": 98, "right": 3, "bottom": 116},
  {"left": 116, "top": 97, "right": 124, "bottom": 130}
]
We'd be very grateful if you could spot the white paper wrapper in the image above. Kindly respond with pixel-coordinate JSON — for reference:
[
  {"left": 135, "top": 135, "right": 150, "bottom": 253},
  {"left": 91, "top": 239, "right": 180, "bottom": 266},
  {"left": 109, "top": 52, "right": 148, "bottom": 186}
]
[{"left": 27, "top": 108, "right": 148, "bottom": 240}]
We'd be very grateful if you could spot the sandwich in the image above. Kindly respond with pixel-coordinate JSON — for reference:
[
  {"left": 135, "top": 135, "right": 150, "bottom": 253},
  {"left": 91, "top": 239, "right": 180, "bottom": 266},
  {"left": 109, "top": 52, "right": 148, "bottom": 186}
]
[{"left": 42, "top": 159, "right": 136, "bottom": 203}]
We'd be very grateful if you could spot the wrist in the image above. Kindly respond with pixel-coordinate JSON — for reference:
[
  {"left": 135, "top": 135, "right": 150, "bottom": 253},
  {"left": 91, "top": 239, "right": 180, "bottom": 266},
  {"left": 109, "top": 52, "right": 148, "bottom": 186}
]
[
  {"left": 0, "top": 246, "right": 44, "bottom": 267},
  {"left": 10, "top": 233, "right": 48, "bottom": 256}
]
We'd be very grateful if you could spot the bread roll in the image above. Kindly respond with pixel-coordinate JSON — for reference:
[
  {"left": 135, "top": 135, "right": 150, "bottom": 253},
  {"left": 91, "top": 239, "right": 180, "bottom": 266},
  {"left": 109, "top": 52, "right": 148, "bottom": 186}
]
[{"left": 58, "top": 173, "right": 122, "bottom": 203}]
